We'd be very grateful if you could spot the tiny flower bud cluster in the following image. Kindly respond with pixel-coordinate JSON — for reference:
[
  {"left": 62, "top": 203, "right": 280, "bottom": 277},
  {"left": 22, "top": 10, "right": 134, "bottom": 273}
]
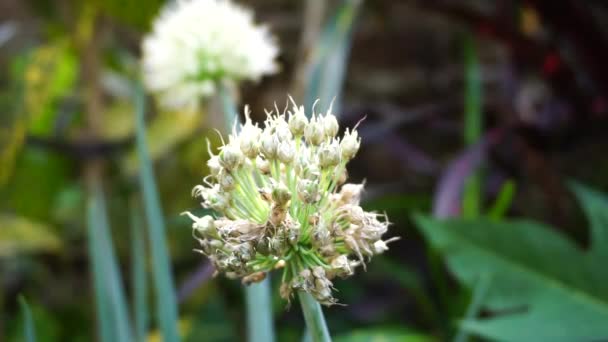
[
  {"left": 142, "top": 0, "right": 278, "bottom": 110},
  {"left": 183, "top": 98, "right": 397, "bottom": 305}
]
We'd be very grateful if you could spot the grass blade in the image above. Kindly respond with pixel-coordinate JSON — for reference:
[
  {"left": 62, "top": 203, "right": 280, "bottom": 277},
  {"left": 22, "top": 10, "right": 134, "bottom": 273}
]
[
  {"left": 304, "top": 0, "right": 362, "bottom": 115},
  {"left": 130, "top": 199, "right": 149, "bottom": 342},
  {"left": 298, "top": 291, "right": 331, "bottom": 342},
  {"left": 18, "top": 296, "right": 37, "bottom": 342},
  {"left": 487, "top": 180, "right": 516, "bottom": 220},
  {"left": 218, "top": 81, "right": 275, "bottom": 342},
  {"left": 87, "top": 182, "right": 133, "bottom": 342},
  {"left": 462, "top": 34, "right": 483, "bottom": 219},
  {"left": 134, "top": 83, "right": 180, "bottom": 342}
]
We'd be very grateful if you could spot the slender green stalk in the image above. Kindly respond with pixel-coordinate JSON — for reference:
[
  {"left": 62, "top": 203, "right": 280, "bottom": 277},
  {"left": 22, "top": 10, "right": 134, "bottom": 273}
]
[
  {"left": 218, "top": 83, "right": 239, "bottom": 132},
  {"left": 18, "top": 296, "right": 37, "bottom": 342},
  {"left": 218, "top": 82, "right": 275, "bottom": 342},
  {"left": 462, "top": 34, "right": 483, "bottom": 219},
  {"left": 134, "top": 83, "right": 180, "bottom": 342},
  {"left": 298, "top": 291, "right": 331, "bottom": 342},
  {"left": 304, "top": 0, "right": 362, "bottom": 115},
  {"left": 130, "top": 200, "right": 149, "bottom": 342},
  {"left": 87, "top": 182, "right": 133, "bottom": 342}
]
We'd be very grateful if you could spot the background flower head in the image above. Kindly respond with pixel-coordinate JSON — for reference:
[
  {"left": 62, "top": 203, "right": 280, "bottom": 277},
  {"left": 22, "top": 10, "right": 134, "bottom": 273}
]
[{"left": 142, "top": 0, "right": 279, "bottom": 110}]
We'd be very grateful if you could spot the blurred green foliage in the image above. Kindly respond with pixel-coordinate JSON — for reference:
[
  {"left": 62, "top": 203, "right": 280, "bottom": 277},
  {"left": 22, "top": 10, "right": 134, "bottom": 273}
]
[{"left": 414, "top": 183, "right": 608, "bottom": 341}]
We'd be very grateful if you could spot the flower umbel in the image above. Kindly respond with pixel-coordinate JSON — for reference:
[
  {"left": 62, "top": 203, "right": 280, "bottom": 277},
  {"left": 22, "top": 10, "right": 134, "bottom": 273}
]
[
  {"left": 183, "top": 99, "right": 398, "bottom": 305},
  {"left": 142, "top": 0, "right": 278, "bottom": 110}
]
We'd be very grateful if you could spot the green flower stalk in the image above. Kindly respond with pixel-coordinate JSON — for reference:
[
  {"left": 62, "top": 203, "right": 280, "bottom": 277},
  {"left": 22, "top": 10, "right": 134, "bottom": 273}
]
[{"left": 183, "top": 98, "right": 398, "bottom": 305}]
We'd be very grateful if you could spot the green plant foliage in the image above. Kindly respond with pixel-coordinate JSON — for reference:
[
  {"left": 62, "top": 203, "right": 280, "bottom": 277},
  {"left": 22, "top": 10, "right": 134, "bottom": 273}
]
[
  {"left": 304, "top": 0, "right": 362, "bottom": 115},
  {"left": 134, "top": 83, "right": 180, "bottom": 342},
  {"left": 18, "top": 296, "right": 37, "bottom": 342},
  {"left": 414, "top": 183, "right": 608, "bottom": 341},
  {"left": 19, "top": 40, "right": 78, "bottom": 136},
  {"left": 334, "top": 327, "right": 434, "bottom": 342},
  {"left": 185, "top": 296, "right": 238, "bottom": 342},
  {"left": 462, "top": 34, "right": 482, "bottom": 219},
  {"left": 570, "top": 182, "right": 608, "bottom": 261},
  {"left": 298, "top": 291, "right": 331, "bottom": 342},
  {"left": 487, "top": 180, "right": 516, "bottom": 220},
  {"left": 7, "top": 148, "right": 72, "bottom": 221},
  {"left": 124, "top": 107, "right": 202, "bottom": 175},
  {"left": 130, "top": 201, "right": 149, "bottom": 342},
  {"left": 87, "top": 183, "right": 134, "bottom": 342},
  {"left": 0, "top": 214, "right": 61, "bottom": 256}
]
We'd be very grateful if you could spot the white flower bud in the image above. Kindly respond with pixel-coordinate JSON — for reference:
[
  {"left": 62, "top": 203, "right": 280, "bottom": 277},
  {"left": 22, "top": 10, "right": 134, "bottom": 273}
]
[
  {"left": 256, "top": 156, "right": 270, "bottom": 174},
  {"left": 323, "top": 114, "right": 339, "bottom": 138},
  {"left": 318, "top": 139, "right": 341, "bottom": 168},
  {"left": 182, "top": 212, "right": 217, "bottom": 237},
  {"left": 339, "top": 183, "right": 364, "bottom": 205},
  {"left": 219, "top": 144, "right": 244, "bottom": 170},
  {"left": 304, "top": 116, "right": 325, "bottom": 146},
  {"left": 274, "top": 120, "right": 293, "bottom": 142},
  {"left": 239, "top": 124, "right": 261, "bottom": 159},
  {"left": 218, "top": 170, "right": 235, "bottom": 190},
  {"left": 271, "top": 182, "right": 291, "bottom": 206},
  {"left": 288, "top": 106, "right": 308, "bottom": 136},
  {"left": 297, "top": 179, "right": 319, "bottom": 203},
  {"left": 277, "top": 141, "right": 295, "bottom": 164},
  {"left": 340, "top": 129, "right": 360, "bottom": 160},
  {"left": 260, "top": 134, "right": 278, "bottom": 159},
  {"left": 373, "top": 240, "right": 389, "bottom": 254},
  {"left": 207, "top": 155, "right": 222, "bottom": 177}
]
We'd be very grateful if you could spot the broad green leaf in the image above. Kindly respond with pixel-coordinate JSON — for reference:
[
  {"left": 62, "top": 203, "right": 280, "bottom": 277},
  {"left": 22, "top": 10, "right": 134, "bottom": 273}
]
[
  {"left": 414, "top": 214, "right": 608, "bottom": 341},
  {"left": 18, "top": 296, "right": 37, "bottom": 342},
  {"left": 334, "top": 328, "right": 434, "bottom": 342},
  {"left": 134, "top": 83, "right": 180, "bottom": 342},
  {"left": 0, "top": 214, "right": 61, "bottom": 256},
  {"left": 570, "top": 182, "right": 608, "bottom": 260}
]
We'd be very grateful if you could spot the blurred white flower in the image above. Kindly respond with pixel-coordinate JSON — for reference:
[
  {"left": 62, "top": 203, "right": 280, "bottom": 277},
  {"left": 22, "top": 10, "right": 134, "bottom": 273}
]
[{"left": 142, "top": 0, "right": 279, "bottom": 110}]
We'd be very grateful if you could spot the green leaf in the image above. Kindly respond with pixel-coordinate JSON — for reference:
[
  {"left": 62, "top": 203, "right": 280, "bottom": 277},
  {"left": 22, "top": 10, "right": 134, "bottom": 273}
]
[
  {"left": 130, "top": 200, "right": 149, "bottom": 342},
  {"left": 87, "top": 182, "right": 134, "bottom": 342},
  {"left": 18, "top": 296, "right": 37, "bottom": 342},
  {"left": 487, "top": 180, "right": 516, "bottom": 220},
  {"left": 414, "top": 214, "right": 608, "bottom": 341},
  {"left": 0, "top": 214, "right": 61, "bottom": 256},
  {"left": 304, "top": 0, "right": 362, "bottom": 115},
  {"left": 461, "top": 34, "right": 483, "bottom": 219},
  {"left": 570, "top": 182, "right": 608, "bottom": 260},
  {"left": 134, "top": 83, "right": 180, "bottom": 342},
  {"left": 334, "top": 327, "right": 434, "bottom": 342}
]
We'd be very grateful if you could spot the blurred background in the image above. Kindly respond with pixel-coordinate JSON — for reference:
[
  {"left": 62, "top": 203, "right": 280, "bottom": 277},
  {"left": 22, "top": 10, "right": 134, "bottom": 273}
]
[{"left": 2, "top": 0, "right": 608, "bottom": 341}]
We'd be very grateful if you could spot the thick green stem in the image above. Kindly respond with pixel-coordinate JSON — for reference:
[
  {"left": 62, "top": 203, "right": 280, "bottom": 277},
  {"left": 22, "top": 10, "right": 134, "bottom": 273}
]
[
  {"left": 217, "top": 81, "right": 275, "bottom": 342},
  {"left": 246, "top": 280, "right": 275, "bottom": 342},
  {"left": 298, "top": 291, "right": 331, "bottom": 342}
]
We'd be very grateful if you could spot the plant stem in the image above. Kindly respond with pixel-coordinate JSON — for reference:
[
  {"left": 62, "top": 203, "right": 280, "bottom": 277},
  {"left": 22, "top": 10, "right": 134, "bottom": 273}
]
[
  {"left": 298, "top": 291, "right": 331, "bottom": 342},
  {"left": 217, "top": 80, "right": 275, "bottom": 342},
  {"left": 246, "top": 280, "right": 275, "bottom": 342}
]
